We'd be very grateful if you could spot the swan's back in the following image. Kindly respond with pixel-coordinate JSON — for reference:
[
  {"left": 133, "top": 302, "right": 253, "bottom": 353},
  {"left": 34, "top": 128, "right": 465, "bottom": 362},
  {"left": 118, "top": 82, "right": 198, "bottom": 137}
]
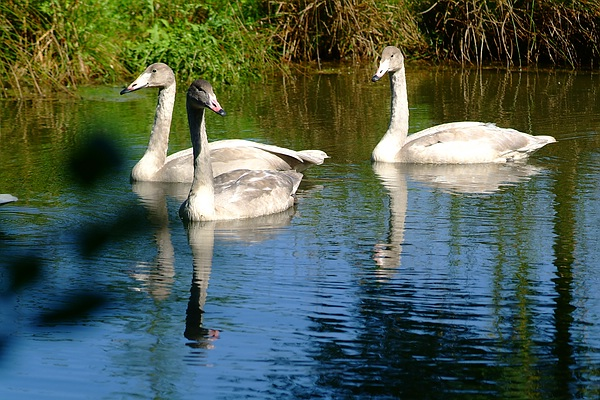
[
  {"left": 400, "top": 122, "right": 556, "bottom": 163},
  {"left": 212, "top": 169, "right": 302, "bottom": 220}
]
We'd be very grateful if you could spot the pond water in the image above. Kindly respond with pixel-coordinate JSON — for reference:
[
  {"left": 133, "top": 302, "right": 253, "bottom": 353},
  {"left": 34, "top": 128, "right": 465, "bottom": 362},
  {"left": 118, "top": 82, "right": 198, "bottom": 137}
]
[{"left": 1, "top": 64, "right": 600, "bottom": 399}]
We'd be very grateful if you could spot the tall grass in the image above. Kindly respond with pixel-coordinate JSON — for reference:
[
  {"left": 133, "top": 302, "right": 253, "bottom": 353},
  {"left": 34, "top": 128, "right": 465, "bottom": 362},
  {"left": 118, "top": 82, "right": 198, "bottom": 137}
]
[
  {"left": 2, "top": 0, "right": 600, "bottom": 98},
  {"left": 266, "top": 0, "right": 428, "bottom": 63},
  {"left": 0, "top": 0, "right": 127, "bottom": 97},
  {"left": 418, "top": 0, "right": 600, "bottom": 67},
  {"left": 0, "top": 0, "right": 279, "bottom": 97}
]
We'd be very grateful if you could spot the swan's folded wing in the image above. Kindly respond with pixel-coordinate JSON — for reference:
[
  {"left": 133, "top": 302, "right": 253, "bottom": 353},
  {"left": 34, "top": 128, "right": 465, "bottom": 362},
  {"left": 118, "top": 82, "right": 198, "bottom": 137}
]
[
  {"left": 209, "top": 139, "right": 304, "bottom": 161},
  {"left": 209, "top": 139, "right": 328, "bottom": 172},
  {"left": 404, "top": 123, "right": 550, "bottom": 163},
  {"left": 213, "top": 170, "right": 303, "bottom": 219}
]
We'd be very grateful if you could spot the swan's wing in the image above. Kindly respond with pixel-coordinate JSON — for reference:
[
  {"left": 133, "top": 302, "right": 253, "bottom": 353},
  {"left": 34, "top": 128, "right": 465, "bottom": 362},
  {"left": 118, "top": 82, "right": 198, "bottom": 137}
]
[
  {"left": 161, "top": 140, "right": 327, "bottom": 180},
  {"left": 209, "top": 139, "right": 328, "bottom": 171},
  {"left": 408, "top": 121, "right": 488, "bottom": 140},
  {"left": 158, "top": 148, "right": 194, "bottom": 182},
  {"left": 213, "top": 170, "right": 303, "bottom": 219},
  {"left": 404, "top": 123, "right": 555, "bottom": 163},
  {"left": 209, "top": 146, "right": 297, "bottom": 176}
]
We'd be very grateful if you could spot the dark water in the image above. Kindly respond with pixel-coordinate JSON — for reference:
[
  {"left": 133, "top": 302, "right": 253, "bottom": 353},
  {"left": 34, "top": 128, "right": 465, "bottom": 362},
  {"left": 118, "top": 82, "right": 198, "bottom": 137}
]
[{"left": 1, "top": 64, "right": 600, "bottom": 399}]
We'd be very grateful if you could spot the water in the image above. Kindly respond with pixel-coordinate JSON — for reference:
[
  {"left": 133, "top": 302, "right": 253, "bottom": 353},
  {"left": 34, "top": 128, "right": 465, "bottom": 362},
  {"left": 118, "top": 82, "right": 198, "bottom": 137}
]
[{"left": 1, "top": 64, "right": 600, "bottom": 399}]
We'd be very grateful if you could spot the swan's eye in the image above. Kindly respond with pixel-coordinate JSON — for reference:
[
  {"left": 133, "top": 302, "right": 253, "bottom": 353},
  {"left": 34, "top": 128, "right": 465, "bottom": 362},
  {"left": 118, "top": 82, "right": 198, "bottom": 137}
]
[
  {"left": 391, "top": 55, "right": 394, "bottom": 58},
  {"left": 152, "top": 69, "right": 157, "bottom": 73}
]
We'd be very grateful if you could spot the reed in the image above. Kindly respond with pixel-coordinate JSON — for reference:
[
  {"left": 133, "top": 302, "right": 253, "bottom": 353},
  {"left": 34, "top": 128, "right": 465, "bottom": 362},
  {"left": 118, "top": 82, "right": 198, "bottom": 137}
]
[
  {"left": 418, "top": 0, "right": 600, "bottom": 67},
  {"left": 266, "top": 0, "right": 428, "bottom": 63}
]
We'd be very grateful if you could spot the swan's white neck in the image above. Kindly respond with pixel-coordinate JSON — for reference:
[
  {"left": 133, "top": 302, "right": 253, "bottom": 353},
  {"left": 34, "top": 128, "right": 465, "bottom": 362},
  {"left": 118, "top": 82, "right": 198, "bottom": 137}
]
[
  {"left": 182, "top": 105, "right": 216, "bottom": 220},
  {"left": 372, "top": 68, "right": 409, "bottom": 163},
  {"left": 132, "top": 83, "right": 176, "bottom": 180}
]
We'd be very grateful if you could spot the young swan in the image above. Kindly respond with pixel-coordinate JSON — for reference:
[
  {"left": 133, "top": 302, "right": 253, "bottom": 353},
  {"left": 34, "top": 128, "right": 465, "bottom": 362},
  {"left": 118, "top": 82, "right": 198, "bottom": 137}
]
[
  {"left": 179, "top": 80, "right": 302, "bottom": 221},
  {"left": 371, "top": 46, "right": 556, "bottom": 164},
  {"left": 121, "top": 63, "right": 328, "bottom": 182}
]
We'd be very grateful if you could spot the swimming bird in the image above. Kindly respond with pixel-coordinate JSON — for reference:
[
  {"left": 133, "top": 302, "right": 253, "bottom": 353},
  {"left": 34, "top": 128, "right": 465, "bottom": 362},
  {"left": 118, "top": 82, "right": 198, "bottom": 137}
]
[
  {"left": 0, "top": 194, "right": 18, "bottom": 205},
  {"left": 121, "top": 63, "right": 327, "bottom": 182},
  {"left": 179, "top": 79, "right": 302, "bottom": 221},
  {"left": 371, "top": 46, "right": 556, "bottom": 163}
]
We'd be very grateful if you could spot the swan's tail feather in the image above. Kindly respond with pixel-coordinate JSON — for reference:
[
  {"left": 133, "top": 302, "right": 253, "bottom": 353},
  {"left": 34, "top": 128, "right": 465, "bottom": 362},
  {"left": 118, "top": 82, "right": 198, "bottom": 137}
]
[
  {"left": 501, "top": 134, "right": 557, "bottom": 161},
  {"left": 535, "top": 135, "right": 557, "bottom": 145},
  {"left": 297, "top": 150, "right": 329, "bottom": 166}
]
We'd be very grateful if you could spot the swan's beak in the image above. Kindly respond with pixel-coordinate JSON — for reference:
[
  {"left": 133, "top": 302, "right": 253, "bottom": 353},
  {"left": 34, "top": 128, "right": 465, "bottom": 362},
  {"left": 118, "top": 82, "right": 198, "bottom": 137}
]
[
  {"left": 120, "top": 72, "right": 151, "bottom": 95},
  {"left": 371, "top": 59, "right": 389, "bottom": 82},
  {"left": 209, "top": 96, "right": 226, "bottom": 116},
  {"left": 120, "top": 82, "right": 148, "bottom": 95}
]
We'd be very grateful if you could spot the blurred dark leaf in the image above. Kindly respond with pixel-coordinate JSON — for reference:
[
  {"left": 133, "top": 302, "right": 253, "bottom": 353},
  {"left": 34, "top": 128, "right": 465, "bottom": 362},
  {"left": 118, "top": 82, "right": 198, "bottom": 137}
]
[
  {"left": 77, "top": 206, "right": 150, "bottom": 256},
  {"left": 68, "top": 133, "right": 124, "bottom": 186},
  {"left": 1, "top": 256, "right": 43, "bottom": 296},
  {"left": 37, "top": 293, "right": 107, "bottom": 326}
]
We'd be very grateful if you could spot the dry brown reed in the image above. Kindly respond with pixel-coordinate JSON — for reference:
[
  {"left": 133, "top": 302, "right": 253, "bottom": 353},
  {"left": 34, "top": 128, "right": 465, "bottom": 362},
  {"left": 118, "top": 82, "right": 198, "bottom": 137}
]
[
  {"left": 266, "top": 0, "right": 428, "bottom": 64},
  {"left": 419, "top": 0, "right": 600, "bottom": 67}
]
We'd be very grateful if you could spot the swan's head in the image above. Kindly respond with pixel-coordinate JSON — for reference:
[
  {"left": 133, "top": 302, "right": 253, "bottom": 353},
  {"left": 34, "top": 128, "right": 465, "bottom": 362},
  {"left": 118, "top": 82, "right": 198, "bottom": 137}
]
[
  {"left": 187, "top": 79, "right": 227, "bottom": 116},
  {"left": 120, "top": 63, "right": 175, "bottom": 94},
  {"left": 371, "top": 46, "right": 404, "bottom": 82}
]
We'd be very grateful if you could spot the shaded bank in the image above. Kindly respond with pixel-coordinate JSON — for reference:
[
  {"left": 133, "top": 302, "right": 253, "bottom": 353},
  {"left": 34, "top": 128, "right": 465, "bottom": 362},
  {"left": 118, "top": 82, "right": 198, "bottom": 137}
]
[
  {"left": 420, "top": 0, "right": 600, "bottom": 67},
  {"left": 1, "top": 0, "right": 600, "bottom": 98}
]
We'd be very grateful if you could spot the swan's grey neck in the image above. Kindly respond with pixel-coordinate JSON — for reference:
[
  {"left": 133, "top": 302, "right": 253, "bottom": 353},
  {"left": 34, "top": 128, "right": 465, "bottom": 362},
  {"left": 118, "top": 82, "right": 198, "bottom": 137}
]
[
  {"left": 184, "top": 104, "right": 216, "bottom": 219},
  {"left": 372, "top": 68, "right": 409, "bottom": 162},
  {"left": 132, "top": 83, "right": 176, "bottom": 180}
]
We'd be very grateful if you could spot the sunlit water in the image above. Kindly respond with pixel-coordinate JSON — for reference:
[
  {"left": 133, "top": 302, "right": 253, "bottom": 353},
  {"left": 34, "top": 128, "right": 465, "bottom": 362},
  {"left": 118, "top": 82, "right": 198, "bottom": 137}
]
[{"left": 1, "top": 65, "right": 600, "bottom": 399}]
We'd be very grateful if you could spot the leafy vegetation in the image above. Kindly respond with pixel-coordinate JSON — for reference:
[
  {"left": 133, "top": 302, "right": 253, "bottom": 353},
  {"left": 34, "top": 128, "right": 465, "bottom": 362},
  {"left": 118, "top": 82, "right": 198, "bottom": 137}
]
[
  {"left": 1, "top": 0, "right": 600, "bottom": 97},
  {"left": 0, "top": 0, "right": 129, "bottom": 97}
]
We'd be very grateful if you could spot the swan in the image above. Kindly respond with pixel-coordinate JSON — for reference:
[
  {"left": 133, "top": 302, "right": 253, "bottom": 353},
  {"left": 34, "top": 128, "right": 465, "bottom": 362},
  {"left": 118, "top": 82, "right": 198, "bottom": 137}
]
[
  {"left": 179, "top": 79, "right": 302, "bottom": 221},
  {"left": 371, "top": 46, "right": 556, "bottom": 163},
  {"left": 0, "top": 194, "right": 18, "bottom": 205},
  {"left": 120, "top": 63, "right": 328, "bottom": 182}
]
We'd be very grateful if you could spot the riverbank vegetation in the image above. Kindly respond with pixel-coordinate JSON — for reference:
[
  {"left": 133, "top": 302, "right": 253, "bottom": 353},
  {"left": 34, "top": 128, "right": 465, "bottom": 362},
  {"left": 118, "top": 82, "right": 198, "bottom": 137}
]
[{"left": 1, "top": 0, "right": 599, "bottom": 97}]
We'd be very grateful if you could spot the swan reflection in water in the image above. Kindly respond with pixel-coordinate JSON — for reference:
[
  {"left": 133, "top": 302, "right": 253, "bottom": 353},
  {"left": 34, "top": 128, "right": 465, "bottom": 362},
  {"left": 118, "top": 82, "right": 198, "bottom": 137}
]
[
  {"left": 183, "top": 208, "right": 295, "bottom": 348},
  {"left": 372, "top": 162, "right": 543, "bottom": 279},
  {"left": 130, "top": 181, "right": 189, "bottom": 300}
]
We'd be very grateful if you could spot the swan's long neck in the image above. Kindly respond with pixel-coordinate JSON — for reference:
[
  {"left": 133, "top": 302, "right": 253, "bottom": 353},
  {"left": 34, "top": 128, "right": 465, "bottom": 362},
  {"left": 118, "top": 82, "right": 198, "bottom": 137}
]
[
  {"left": 184, "top": 104, "right": 216, "bottom": 220},
  {"left": 372, "top": 68, "right": 409, "bottom": 163},
  {"left": 132, "top": 83, "right": 176, "bottom": 180}
]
